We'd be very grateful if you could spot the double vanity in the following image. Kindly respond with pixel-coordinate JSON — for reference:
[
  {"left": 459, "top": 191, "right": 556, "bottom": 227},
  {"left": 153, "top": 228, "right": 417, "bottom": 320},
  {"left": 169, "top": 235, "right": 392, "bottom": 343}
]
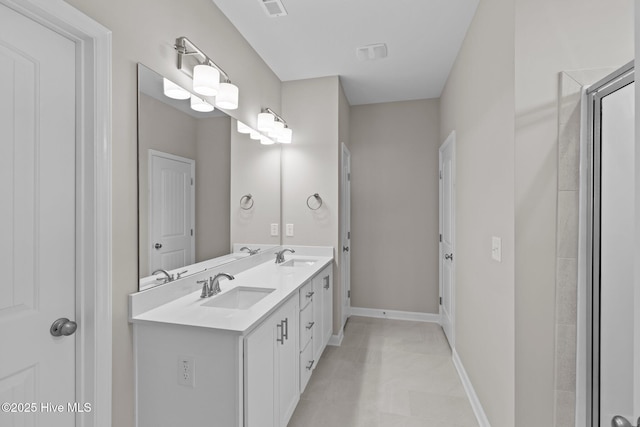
[{"left": 129, "top": 246, "right": 333, "bottom": 427}]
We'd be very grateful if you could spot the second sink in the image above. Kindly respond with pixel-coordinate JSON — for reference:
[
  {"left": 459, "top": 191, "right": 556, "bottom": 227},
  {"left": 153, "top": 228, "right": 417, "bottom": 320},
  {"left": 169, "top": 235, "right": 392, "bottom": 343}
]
[
  {"left": 201, "top": 287, "right": 275, "bottom": 310},
  {"left": 279, "top": 259, "right": 317, "bottom": 268}
]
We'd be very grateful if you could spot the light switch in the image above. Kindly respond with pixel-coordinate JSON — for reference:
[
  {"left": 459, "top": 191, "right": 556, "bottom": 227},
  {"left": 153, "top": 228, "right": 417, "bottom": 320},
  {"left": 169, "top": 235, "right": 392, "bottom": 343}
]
[
  {"left": 286, "top": 223, "right": 294, "bottom": 237},
  {"left": 491, "top": 236, "right": 502, "bottom": 262},
  {"left": 270, "top": 223, "right": 279, "bottom": 236}
]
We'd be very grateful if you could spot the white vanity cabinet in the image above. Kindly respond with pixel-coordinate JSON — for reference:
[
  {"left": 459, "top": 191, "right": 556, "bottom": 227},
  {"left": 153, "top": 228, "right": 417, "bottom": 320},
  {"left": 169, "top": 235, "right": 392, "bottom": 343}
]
[{"left": 245, "top": 294, "right": 299, "bottom": 427}]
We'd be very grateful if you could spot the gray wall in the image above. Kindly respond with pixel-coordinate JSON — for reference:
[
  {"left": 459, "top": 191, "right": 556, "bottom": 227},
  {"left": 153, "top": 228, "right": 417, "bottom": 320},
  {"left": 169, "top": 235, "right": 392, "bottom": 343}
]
[
  {"left": 440, "top": 0, "right": 516, "bottom": 425},
  {"left": 349, "top": 99, "right": 440, "bottom": 314}
]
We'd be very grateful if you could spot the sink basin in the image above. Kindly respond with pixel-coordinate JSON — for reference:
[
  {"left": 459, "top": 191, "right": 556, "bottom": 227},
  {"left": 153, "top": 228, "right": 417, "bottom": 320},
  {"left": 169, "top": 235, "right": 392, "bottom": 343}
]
[
  {"left": 279, "top": 259, "right": 317, "bottom": 268},
  {"left": 201, "top": 287, "right": 275, "bottom": 309}
]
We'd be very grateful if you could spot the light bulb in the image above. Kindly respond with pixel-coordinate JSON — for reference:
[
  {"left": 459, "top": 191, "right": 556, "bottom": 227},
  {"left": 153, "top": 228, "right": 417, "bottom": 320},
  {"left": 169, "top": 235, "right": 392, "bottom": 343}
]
[
  {"left": 280, "top": 127, "right": 293, "bottom": 144},
  {"left": 237, "top": 121, "right": 252, "bottom": 134},
  {"left": 257, "top": 112, "right": 275, "bottom": 132},
  {"left": 193, "top": 64, "right": 220, "bottom": 97},
  {"left": 190, "top": 95, "right": 214, "bottom": 112},
  {"left": 260, "top": 135, "right": 275, "bottom": 145},
  {"left": 163, "top": 78, "right": 190, "bottom": 100},
  {"left": 216, "top": 82, "right": 239, "bottom": 110}
]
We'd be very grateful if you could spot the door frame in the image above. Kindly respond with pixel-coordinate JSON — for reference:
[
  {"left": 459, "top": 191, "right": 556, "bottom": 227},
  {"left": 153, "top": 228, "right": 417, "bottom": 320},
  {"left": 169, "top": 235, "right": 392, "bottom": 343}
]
[
  {"left": 0, "top": 1, "right": 113, "bottom": 426},
  {"left": 585, "top": 62, "right": 635, "bottom": 427},
  {"left": 148, "top": 149, "right": 196, "bottom": 274},
  {"left": 341, "top": 142, "right": 351, "bottom": 329},
  {"left": 439, "top": 131, "right": 456, "bottom": 347}
]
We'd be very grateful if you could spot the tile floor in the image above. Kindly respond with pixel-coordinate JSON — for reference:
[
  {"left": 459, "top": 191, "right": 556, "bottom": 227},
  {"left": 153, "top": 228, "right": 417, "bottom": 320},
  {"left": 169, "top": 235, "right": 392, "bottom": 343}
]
[{"left": 288, "top": 316, "right": 479, "bottom": 427}]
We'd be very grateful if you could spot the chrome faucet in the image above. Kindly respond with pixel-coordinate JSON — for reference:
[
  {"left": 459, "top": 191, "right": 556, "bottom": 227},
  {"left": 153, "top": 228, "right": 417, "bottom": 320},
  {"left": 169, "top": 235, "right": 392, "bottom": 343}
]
[
  {"left": 152, "top": 269, "right": 173, "bottom": 283},
  {"left": 240, "top": 246, "right": 261, "bottom": 255},
  {"left": 275, "top": 248, "right": 295, "bottom": 264},
  {"left": 208, "top": 273, "right": 235, "bottom": 297}
]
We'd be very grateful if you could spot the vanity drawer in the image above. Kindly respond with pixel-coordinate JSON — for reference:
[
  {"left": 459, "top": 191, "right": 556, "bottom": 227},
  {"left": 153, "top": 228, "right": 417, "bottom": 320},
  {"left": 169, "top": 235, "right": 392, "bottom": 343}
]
[
  {"left": 299, "top": 338, "right": 314, "bottom": 393},
  {"left": 299, "top": 281, "right": 314, "bottom": 309},
  {"left": 299, "top": 301, "right": 314, "bottom": 347}
]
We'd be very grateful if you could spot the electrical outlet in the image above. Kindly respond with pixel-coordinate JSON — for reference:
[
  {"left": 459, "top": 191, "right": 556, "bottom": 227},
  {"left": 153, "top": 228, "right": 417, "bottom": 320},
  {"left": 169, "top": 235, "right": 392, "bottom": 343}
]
[
  {"left": 491, "top": 236, "right": 502, "bottom": 262},
  {"left": 270, "top": 223, "right": 279, "bottom": 237},
  {"left": 178, "top": 356, "right": 195, "bottom": 387},
  {"left": 286, "top": 223, "right": 294, "bottom": 237}
]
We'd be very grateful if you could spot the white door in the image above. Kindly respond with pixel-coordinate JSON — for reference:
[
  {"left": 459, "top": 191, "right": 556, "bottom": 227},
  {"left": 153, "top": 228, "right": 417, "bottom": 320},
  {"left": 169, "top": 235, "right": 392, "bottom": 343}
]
[
  {"left": 0, "top": 3, "right": 77, "bottom": 426},
  {"left": 596, "top": 77, "right": 638, "bottom": 426},
  {"left": 439, "top": 132, "right": 456, "bottom": 348},
  {"left": 149, "top": 150, "right": 195, "bottom": 274},
  {"left": 341, "top": 143, "right": 351, "bottom": 328}
]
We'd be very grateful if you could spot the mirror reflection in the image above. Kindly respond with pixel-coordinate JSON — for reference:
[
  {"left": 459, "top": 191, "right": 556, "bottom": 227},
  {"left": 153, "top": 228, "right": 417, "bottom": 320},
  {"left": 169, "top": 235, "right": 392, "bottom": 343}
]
[{"left": 137, "top": 64, "right": 281, "bottom": 290}]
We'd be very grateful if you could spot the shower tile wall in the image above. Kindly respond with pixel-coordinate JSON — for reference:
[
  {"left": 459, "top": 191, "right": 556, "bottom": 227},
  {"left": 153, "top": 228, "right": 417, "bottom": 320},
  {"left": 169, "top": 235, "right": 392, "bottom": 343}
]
[{"left": 554, "top": 71, "right": 581, "bottom": 427}]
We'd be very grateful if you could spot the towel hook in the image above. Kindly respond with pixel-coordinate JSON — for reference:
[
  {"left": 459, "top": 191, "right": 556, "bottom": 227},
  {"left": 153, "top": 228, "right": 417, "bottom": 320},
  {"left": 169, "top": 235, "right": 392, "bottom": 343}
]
[
  {"left": 240, "top": 194, "right": 254, "bottom": 210},
  {"left": 306, "top": 193, "right": 322, "bottom": 210}
]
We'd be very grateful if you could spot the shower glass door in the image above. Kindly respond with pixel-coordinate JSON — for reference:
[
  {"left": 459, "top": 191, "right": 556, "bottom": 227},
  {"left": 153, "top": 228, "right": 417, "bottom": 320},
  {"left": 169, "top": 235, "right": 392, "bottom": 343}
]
[{"left": 588, "top": 63, "right": 638, "bottom": 427}]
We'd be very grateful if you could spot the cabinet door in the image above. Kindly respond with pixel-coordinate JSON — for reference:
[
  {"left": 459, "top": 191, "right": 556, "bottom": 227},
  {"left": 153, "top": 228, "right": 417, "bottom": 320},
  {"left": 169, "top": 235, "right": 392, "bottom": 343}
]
[
  {"left": 312, "top": 275, "right": 324, "bottom": 362},
  {"left": 245, "top": 316, "right": 276, "bottom": 427},
  {"left": 321, "top": 267, "right": 333, "bottom": 348},
  {"left": 276, "top": 296, "right": 299, "bottom": 427}
]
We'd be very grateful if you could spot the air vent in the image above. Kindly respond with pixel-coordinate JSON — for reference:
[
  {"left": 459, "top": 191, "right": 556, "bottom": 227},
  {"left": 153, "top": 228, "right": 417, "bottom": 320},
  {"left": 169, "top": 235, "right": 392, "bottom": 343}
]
[
  {"left": 259, "top": 0, "right": 288, "bottom": 17},
  {"left": 356, "top": 43, "right": 388, "bottom": 61}
]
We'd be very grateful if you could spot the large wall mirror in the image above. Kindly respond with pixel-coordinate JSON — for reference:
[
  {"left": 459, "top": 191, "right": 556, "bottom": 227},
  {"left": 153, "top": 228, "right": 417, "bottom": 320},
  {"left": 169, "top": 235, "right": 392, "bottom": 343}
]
[{"left": 138, "top": 64, "right": 281, "bottom": 290}]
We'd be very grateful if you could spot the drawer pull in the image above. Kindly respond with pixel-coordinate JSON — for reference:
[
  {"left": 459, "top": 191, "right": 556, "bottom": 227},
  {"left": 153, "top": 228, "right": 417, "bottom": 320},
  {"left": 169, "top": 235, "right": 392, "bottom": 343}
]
[
  {"left": 276, "top": 323, "right": 284, "bottom": 345},
  {"left": 306, "top": 321, "right": 315, "bottom": 330},
  {"left": 283, "top": 318, "right": 289, "bottom": 340},
  {"left": 306, "top": 360, "right": 315, "bottom": 370},
  {"left": 306, "top": 291, "right": 315, "bottom": 299},
  {"left": 323, "top": 276, "right": 330, "bottom": 289}
]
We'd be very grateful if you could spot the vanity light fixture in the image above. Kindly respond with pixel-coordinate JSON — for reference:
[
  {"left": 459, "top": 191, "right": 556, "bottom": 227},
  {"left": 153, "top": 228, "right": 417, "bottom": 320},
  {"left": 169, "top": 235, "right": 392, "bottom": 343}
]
[
  {"left": 249, "top": 130, "right": 261, "bottom": 140},
  {"left": 190, "top": 95, "right": 214, "bottom": 112},
  {"left": 163, "top": 78, "right": 190, "bottom": 100},
  {"left": 174, "top": 36, "right": 239, "bottom": 110},
  {"left": 258, "top": 108, "right": 293, "bottom": 144}
]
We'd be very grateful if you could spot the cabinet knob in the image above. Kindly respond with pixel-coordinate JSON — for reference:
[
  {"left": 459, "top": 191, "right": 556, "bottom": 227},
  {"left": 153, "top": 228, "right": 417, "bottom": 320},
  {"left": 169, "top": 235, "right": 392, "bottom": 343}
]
[
  {"left": 306, "top": 360, "right": 315, "bottom": 370},
  {"left": 306, "top": 291, "right": 315, "bottom": 299}
]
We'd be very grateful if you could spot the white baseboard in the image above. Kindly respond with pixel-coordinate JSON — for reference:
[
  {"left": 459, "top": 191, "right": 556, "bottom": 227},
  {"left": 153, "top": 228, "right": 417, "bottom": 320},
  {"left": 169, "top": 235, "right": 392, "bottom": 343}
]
[
  {"left": 452, "top": 349, "right": 491, "bottom": 427},
  {"left": 349, "top": 306, "right": 441, "bottom": 324},
  {"left": 327, "top": 329, "right": 344, "bottom": 346}
]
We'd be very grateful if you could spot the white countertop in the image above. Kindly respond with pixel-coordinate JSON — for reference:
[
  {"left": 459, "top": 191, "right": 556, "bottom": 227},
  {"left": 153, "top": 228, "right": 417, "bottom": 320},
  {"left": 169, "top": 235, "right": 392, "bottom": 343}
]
[{"left": 130, "top": 252, "right": 332, "bottom": 334}]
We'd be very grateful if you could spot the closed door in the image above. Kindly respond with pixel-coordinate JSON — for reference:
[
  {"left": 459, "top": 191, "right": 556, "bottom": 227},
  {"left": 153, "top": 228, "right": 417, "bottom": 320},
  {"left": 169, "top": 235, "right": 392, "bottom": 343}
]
[
  {"left": 589, "top": 67, "right": 638, "bottom": 426},
  {"left": 0, "top": 3, "right": 77, "bottom": 426},
  {"left": 149, "top": 151, "right": 195, "bottom": 273},
  {"left": 439, "top": 132, "right": 456, "bottom": 348}
]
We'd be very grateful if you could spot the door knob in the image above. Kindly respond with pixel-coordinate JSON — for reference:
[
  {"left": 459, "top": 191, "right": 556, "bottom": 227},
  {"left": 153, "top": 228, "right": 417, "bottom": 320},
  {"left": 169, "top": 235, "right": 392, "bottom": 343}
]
[
  {"left": 343, "top": 246, "right": 349, "bottom": 252},
  {"left": 154, "top": 243, "right": 162, "bottom": 249},
  {"left": 611, "top": 416, "right": 640, "bottom": 427},
  {"left": 444, "top": 253, "right": 453, "bottom": 261},
  {"left": 50, "top": 318, "right": 77, "bottom": 337}
]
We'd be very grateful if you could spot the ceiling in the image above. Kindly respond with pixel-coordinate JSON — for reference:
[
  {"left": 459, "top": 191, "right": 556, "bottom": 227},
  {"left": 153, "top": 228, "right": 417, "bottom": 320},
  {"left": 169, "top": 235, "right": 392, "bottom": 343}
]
[{"left": 211, "top": 0, "right": 479, "bottom": 105}]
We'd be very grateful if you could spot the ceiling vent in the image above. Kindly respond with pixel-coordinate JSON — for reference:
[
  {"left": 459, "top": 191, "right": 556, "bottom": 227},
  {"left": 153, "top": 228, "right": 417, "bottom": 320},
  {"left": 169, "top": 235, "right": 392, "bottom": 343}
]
[
  {"left": 356, "top": 43, "right": 388, "bottom": 61},
  {"left": 259, "top": 0, "right": 288, "bottom": 17}
]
